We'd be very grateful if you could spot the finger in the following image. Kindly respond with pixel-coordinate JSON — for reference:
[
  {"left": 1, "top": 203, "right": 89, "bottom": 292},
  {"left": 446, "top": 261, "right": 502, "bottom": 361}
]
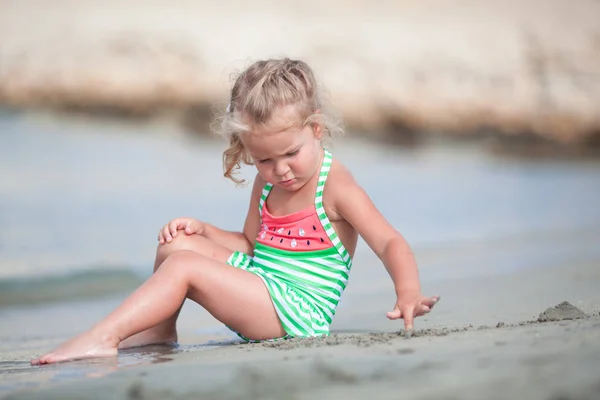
[
  {"left": 422, "top": 296, "right": 441, "bottom": 309},
  {"left": 402, "top": 305, "right": 415, "bottom": 331},
  {"left": 416, "top": 304, "right": 430, "bottom": 316},
  {"left": 185, "top": 221, "right": 195, "bottom": 234},
  {"left": 386, "top": 307, "right": 402, "bottom": 320},
  {"left": 163, "top": 225, "right": 173, "bottom": 242},
  {"left": 169, "top": 220, "right": 180, "bottom": 238}
]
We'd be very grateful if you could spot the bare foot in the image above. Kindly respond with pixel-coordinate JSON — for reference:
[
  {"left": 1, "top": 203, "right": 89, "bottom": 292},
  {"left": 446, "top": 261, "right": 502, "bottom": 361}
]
[
  {"left": 31, "top": 330, "right": 119, "bottom": 365},
  {"left": 118, "top": 329, "right": 178, "bottom": 350}
]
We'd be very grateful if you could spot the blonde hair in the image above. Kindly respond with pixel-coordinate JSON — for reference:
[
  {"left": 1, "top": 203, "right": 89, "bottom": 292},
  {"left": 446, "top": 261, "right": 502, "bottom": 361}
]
[{"left": 212, "top": 58, "right": 343, "bottom": 185}]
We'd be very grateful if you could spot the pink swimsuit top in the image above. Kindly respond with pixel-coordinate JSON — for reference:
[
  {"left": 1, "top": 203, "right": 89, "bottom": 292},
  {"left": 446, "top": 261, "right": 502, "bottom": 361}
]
[{"left": 256, "top": 202, "right": 334, "bottom": 251}]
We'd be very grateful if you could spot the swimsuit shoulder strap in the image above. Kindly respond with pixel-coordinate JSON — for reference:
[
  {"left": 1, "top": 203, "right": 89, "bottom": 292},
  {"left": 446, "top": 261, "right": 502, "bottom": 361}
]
[
  {"left": 258, "top": 181, "right": 273, "bottom": 219},
  {"left": 314, "top": 148, "right": 333, "bottom": 202},
  {"left": 315, "top": 149, "right": 352, "bottom": 267}
]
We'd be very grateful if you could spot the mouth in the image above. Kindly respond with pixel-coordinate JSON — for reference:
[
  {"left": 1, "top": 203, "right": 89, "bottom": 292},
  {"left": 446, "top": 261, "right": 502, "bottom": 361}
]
[{"left": 279, "top": 178, "right": 296, "bottom": 186}]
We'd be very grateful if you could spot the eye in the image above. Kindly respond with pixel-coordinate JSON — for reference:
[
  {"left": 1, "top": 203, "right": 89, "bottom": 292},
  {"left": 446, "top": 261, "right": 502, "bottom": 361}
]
[
  {"left": 257, "top": 159, "right": 271, "bottom": 164},
  {"left": 286, "top": 149, "right": 299, "bottom": 157}
]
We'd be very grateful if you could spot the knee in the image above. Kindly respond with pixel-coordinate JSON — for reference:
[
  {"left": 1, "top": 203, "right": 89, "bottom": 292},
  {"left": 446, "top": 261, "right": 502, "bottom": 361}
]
[
  {"left": 156, "top": 234, "right": 198, "bottom": 261},
  {"left": 160, "top": 250, "right": 206, "bottom": 276}
]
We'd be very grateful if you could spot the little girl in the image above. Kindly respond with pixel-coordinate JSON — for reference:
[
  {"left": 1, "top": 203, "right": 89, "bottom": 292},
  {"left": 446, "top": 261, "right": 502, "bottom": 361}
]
[{"left": 31, "top": 58, "right": 439, "bottom": 365}]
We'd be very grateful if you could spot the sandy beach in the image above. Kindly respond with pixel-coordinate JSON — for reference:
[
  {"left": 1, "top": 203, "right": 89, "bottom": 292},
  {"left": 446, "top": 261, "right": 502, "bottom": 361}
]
[{"left": 4, "top": 259, "right": 600, "bottom": 400}]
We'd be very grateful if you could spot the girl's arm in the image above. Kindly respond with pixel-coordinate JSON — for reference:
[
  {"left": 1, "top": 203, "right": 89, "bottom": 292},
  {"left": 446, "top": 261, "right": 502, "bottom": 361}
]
[
  {"left": 202, "top": 224, "right": 253, "bottom": 254},
  {"left": 204, "top": 174, "right": 263, "bottom": 255},
  {"left": 331, "top": 166, "right": 438, "bottom": 330}
]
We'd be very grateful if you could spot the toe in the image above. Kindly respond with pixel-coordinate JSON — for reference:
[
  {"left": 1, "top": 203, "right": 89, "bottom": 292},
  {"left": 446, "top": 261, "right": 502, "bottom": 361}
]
[{"left": 31, "top": 354, "right": 51, "bottom": 365}]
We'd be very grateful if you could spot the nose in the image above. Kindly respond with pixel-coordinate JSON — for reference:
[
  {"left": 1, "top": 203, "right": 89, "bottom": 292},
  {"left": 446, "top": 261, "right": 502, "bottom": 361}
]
[{"left": 274, "top": 160, "right": 290, "bottom": 177}]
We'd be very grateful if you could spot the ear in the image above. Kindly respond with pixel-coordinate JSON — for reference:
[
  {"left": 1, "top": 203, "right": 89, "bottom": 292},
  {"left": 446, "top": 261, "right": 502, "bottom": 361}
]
[{"left": 312, "top": 122, "right": 323, "bottom": 140}]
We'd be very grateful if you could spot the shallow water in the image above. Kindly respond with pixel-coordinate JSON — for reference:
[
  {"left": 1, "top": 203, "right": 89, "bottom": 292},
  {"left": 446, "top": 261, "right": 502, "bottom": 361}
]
[{"left": 1, "top": 110, "right": 599, "bottom": 395}]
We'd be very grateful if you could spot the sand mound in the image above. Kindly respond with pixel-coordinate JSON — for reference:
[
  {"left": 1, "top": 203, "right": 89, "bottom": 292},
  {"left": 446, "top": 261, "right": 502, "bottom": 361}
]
[{"left": 537, "top": 301, "right": 588, "bottom": 322}]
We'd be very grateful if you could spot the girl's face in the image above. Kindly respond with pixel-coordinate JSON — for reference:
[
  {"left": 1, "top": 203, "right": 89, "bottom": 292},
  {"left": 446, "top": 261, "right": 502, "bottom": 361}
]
[{"left": 240, "top": 105, "right": 323, "bottom": 192}]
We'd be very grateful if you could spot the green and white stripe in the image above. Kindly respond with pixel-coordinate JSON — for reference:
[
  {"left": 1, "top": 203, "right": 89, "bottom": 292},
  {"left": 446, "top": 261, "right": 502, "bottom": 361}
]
[{"left": 259, "top": 183, "right": 273, "bottom": 212}]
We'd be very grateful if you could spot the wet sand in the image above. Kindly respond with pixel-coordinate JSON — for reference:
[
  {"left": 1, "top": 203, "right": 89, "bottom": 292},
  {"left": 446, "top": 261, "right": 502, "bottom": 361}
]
[{"left": 5, "top": 259, "right": 600, "bottom": 400}]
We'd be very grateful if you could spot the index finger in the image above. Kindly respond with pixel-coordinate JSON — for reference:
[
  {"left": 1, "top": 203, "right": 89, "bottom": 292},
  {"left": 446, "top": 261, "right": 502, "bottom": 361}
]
[{"left": 402, "top": 304, "right": 415, "bottom": 332}]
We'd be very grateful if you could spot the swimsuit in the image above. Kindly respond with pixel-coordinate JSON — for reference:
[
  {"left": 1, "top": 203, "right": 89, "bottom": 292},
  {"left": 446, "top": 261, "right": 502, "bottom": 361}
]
[{"left": 226, "top": 149, "right": 353, "bottom": 341}]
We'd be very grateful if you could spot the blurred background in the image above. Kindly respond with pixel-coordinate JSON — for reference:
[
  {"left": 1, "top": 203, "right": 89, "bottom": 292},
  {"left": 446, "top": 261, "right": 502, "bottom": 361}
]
[
  {"left": 1, "top": 0, "right": 599, "bottom": 394},
  {"left": 2, "top": 0, "right": 599, "bottom": 150}
]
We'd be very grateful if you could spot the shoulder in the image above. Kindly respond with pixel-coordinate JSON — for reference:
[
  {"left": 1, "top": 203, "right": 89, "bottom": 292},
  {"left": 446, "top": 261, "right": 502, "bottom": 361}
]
[
  {"left": 324, "top": 156, "right": 399, "bottom": 257},
  {"left": 252, "top": 173, "right": 267, "bottom": 190},
  {"left": 323, "top": 157, "right": 366, "bottom": 217},
  {"left": 249, "top": 173, "right": 268, "bottom": 202},
  {"left": 326, "top": 157, "right": 359, "bottom": 192}
]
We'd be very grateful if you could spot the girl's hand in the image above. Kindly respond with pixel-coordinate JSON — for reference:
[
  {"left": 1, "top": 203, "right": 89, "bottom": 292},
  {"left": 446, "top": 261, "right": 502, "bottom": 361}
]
[
  {"left": 386, "top": 293, "right": 440, "bottom": 332},
  {"left": 158, "top": 218, "right": 205, "bottom": 244}
]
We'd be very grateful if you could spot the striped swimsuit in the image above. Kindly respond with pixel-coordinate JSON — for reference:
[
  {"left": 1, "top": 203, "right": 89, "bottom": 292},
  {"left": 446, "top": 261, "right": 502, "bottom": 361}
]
[{"left": 226, "top": 149, "right": 353, "bottom": 341}]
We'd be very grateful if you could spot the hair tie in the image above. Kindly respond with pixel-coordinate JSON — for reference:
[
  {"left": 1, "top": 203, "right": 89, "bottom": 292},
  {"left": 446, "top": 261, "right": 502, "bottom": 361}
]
[{"left": 226, "top": 103, "right": 232, "bottom": 113}]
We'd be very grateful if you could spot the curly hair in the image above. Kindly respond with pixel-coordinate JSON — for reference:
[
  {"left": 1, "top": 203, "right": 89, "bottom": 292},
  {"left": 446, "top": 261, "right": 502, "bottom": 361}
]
[{"left": 212, "top": 58, "right": 343, "bottom": 185}]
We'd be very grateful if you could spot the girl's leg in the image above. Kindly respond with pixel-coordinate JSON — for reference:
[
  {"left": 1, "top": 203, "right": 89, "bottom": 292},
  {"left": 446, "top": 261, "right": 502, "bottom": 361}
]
[
  {"left": 118, "top": 234, "right": 238, "bottom": 349},
  {"left": 31, "top": 251, "right": 285, "bottom": 365}
]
